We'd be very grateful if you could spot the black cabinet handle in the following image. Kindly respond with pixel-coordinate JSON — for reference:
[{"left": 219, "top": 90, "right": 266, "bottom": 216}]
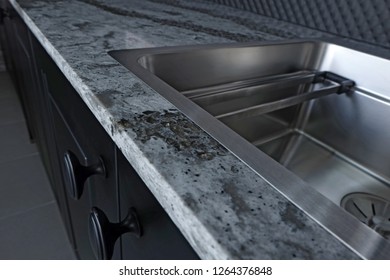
[
  {"left": 63, "top": 150, "right": 106, "bottom": 200},
  {"left": 89, "top": 207, "right": 142, "bottom": 260}
]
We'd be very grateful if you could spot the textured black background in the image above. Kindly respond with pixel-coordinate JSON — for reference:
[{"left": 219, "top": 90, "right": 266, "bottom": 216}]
[{"left": 203, "top": 0, "right": 390, "bottom": 48}]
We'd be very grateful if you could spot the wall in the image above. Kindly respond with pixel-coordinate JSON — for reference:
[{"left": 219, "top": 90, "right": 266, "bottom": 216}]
[{"left": 204, "top": 0, "right": 390, "bottom": 49}]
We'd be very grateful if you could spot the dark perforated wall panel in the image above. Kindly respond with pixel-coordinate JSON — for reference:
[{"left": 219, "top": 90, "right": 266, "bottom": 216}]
[{"left": 204, "top": 0, "right": 390, "bottom": 48}]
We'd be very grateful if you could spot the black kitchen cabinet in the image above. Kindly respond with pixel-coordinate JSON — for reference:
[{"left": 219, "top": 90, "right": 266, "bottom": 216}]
[
  {"left": 1, "top": 0, "right": 198, "bottom": 260},
  {"left": 50, "top": 100, "right": 91, "bottom": 258},
  {"left": 1, "top": 1, "right": 37, "bottom": 140},
  {"left": 50, "top": 96, "right": 121, "bottom": 259},
  {"left": 23, "top": 26, "right": 79, "bottom": 252},
  {"left": 35, "top": 40, "right": 120, "bottom": 259},
  {"left": 0, "top": 0, "right": 17, "bottom": 85}
]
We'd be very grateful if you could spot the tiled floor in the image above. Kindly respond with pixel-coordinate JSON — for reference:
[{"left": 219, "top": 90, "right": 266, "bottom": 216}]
[{"left": 0, "top": 71, "right": 75, "bottom": 259}]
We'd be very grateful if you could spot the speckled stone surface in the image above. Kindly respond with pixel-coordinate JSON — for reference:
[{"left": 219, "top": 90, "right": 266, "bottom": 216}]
[{"left": 9, "top": 0, "right": 367, "bottom": 259}]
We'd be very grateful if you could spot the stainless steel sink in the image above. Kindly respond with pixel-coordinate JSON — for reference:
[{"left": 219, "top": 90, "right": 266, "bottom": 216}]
[{"left": 109, "top": 40, "right": 390, "bottom": 259}]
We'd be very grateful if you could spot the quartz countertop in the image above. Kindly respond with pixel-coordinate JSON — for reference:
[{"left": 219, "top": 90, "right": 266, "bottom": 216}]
[{"left": 10, "top": 0, "right": 371, "bottom": 259}]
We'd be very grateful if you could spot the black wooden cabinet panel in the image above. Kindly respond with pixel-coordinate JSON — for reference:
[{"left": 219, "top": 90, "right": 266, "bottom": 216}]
[
  {"left": 0, "top": 0, "right": 17, "bottom": 85},
  {"left": 50, "top": 99, "right": 94, "bottom": 259},
  {"left": 29, "top": 32, "right": 76, "bottom": 247},
  {"left": 42, "top": 65, "right": 120, "bottom": 259},
  {"left": 117, "top": 150, "right": 198, "bottom": 260},
  {"left": 37, "top": 44, "right": 120, "bottom": 259},
  {"left": 3, "top": 5, "right": 37, "bottom": 140}
]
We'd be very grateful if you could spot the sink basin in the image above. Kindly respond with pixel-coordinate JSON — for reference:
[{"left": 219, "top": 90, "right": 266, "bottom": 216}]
[{"left": 109, "top": 40, "right": 390, "bottom": 259}]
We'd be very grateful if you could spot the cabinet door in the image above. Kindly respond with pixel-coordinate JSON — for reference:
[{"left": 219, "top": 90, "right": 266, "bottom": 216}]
[
  {"left": 29, "top": 34, "right": 75, "bottom": 247},
  {"left": 50, "top": 96, "right": 120, "bottom": 260},
  {"left": 50, "top": 98, "right": 95, "bottom": 259},
  {"left": 38, "top": 46, "right": 120, "bottom": 259},
  {"left": 30, "top": 36, "right": 61, "bottom": 195},
  {"left": 0, "top": 1, "right": 15, "bottom": 78},
  {"left": 117, "top": 150, "right": 199, "bottom": 260},
  {"left": 0, "top": 1, "right": 17, "bottom": 84},
  {"left": 3, "top": 5, "right": 37, "bottom": 140},
  {"left": 74, "top": 102, "right": 120, "bottom": 260}
]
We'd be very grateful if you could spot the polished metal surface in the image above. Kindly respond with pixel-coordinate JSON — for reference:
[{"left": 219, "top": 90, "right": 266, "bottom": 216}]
[{"left": 109, "top": 40, "right": 390, "bottom": 259}]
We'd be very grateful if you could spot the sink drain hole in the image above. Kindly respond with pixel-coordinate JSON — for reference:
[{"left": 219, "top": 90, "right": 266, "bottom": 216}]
[{"left": 341, "top": 193, "right": 390, "bottom": 239}]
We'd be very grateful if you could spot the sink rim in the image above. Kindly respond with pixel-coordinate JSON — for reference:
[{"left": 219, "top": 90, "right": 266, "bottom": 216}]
[{"left": 109, "top": 39, "right": 390, "bottom": 259}]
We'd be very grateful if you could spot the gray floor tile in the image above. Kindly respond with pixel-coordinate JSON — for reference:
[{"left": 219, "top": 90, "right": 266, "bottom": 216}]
[
  {"left": 0, "top": 95, "right": 25, "bottom": 125},
  {"left": 0, "top": 50, "right": 5, "bottom": 72},
  {"left": 0, "top": 122, "right": 37, "bottom": 164},
  {"left": 0, "top": 154, "right": 55, "bottom": 219},
  {"left": 0, "top": 71, "right": 17, "bottom": 98},
  {"left": 0, "top": 202, "right": 76, "bottom": 260}
]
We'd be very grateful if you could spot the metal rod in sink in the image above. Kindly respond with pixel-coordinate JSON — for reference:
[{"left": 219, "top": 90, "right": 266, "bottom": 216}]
[
  {"left": 215, "top": 82, "right": 341, "bottom": 122},
  {"left": 182, "top": 71, "right": 322, "bottom": 100}
]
